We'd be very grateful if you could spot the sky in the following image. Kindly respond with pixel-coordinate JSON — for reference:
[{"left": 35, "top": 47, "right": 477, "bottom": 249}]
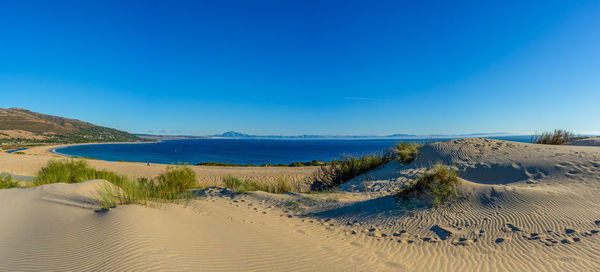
[{"left": 1, "top": 0, "right": 599, "bottom": 136}]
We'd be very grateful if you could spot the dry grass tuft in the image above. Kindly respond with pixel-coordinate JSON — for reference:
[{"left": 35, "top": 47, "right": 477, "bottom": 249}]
[
  {"left": 531, "top": 129, "right": 579, "bottom": 145},
  {"left": 222, "top": 176, "right": 296, "bottom": 193},
  {"left": 0, "top": 174, "right": 20, "bottom": 189},
  {"left": 395, "top": 142, "right": 422, "bottom": 164},
  {"left": 396, "top": 164, "right": 459, "bottom": 208}
]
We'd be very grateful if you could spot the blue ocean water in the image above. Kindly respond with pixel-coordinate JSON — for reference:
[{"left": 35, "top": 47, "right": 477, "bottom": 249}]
[{"left": 54, "top": 136, "right": 531, "bottom": 165}]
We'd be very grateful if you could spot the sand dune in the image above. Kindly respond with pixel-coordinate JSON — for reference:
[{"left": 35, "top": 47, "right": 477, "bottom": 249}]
[
  {"left": 2, "top": 138, "right": 600, "bottom": 271},
  {"left": 569, "top": 136, "right": 600, "bottom": 147}
]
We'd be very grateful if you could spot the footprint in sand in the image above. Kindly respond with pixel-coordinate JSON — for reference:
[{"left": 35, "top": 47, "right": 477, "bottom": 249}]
[
  {"left": 523, "top": 233, "right": 542, "bottom": 240},
  {"left": 565, "top": 228, "right": 577, "bottom": 235},
  {"left": 560, "top": 238, "right": 580, "bottom": 244},
  {"left": 429, "top": 225, "right": 452, "bottom": 240},
  {"left": 503, "top": 223, "right": 521, "bottom": 232},
  {"left": 452, "top": 238, "right": 475, "bottom": 246}
]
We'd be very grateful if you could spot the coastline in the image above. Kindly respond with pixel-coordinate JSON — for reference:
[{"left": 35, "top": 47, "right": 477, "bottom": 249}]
[
  {"left": 0, "top": 143, "right": 319, "bottom": 187},
  {"left": 21, "top": 141, "right": 160, "bottom": 157}
]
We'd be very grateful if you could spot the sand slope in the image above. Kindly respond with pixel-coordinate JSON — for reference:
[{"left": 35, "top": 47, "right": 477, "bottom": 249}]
[{"left": 2, "top": 138, "right": 600, "bottom": 271}]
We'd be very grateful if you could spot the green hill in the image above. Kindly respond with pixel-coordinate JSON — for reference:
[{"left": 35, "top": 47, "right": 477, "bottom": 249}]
[{"left": 0, "top": 108, "right": 141, "bottom": 143}]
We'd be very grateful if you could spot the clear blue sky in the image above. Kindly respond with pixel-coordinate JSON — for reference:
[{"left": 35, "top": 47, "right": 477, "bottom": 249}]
[{"left": 1, "top": 0, "right": 599, "bottom": 136}]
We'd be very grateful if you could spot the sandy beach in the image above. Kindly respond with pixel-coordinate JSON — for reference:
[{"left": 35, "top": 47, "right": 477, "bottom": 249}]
[
  {"left": 1, "top": 138, "right": 599, "bottom": 271},
  {"left": 0, "top": 144, "right": 319, "bottom": 187}
]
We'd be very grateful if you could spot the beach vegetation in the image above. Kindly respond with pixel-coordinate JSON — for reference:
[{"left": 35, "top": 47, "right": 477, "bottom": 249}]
[
  {"left": 34, "top": 159, "right": 127, "bottom": 186},
  {"left": 531, "top": 129, "right": 578, "bottom": 145},
  {"left": 396, "top": 164, "right": 459, "bottom": 208},
  {"left": 32, "top": 159, "right": 198, "bottom": 209},
  {"left": 0, "top": 174, "right": 20, "bottom": 189},
  {"left": 195, "top": 160, "right": 324, "bottom": 167},
  {"left": 96, "top": 165, "right": 197, "bottom": 209},
  {"left": 155, "top": 165, "right": 197, "bottom": 193},
  {"left": 394, "top": 142, "right": 422, "bottom": 164},
  {"left": 308, "top": 149, "right": 396, "bottom": 190},
  {"left": 222, "top": 176, "right": 294, "bottom": 193}
]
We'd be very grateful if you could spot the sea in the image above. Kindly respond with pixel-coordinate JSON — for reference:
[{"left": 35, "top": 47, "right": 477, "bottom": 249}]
[{"left": 53, "top": 135, "right": 531, "bottom": 165}]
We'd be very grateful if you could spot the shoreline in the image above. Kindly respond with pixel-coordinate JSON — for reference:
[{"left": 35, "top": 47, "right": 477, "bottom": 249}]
[
  {"left": 16, "top": 141, "right": 160, "bottom": 158},
  {"left": 49, "top": 141, "right": 159, "bottom": 158},
  {"left": 47, "top": 142, "right": 330, "bottom": 167},
  {"left": 0, "top": 143, "right": 320, "bottom": 185}
]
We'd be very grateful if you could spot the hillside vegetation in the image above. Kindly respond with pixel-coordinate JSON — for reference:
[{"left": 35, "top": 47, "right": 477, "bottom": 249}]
[{"left": 0, "top": 108, "right": 141, "bottom": 143}]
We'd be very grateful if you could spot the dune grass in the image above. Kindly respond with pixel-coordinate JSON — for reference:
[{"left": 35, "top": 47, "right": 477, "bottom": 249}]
[
  {"left": 395, "top": 142, "right": 422, "bottom": 164},
  {"left": 0, "top": 174, "right": 20, "bottom": 189},
  {"left": 34, "top": 159, "right": 127, "bottom": 186},
  {"left": 396, "top": 164, "right": 459, "bottom": 208},
  {"left": 531, "top": 129, "right": 577, "bottom": 145},
  {"left": 31, "top": 159, "right": 198, "bottom": 209},
  {"left": 222, "top": 176, "right": 294, "bottom": 193},
  {"left": 308, "top": 149, "right": 396, "bottom": 190},
  {"left": 97, "top": 165, "right": 198, "bottom": 210}
]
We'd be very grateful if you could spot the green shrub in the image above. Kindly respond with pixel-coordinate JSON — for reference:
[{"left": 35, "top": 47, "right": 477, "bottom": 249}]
[
  {"left": 531, "top": 129, "right": 577, "bottom": 145},
  {"left": 395, "top": 142, "right": 422, "bottom": 164},
  {"left": 155, "top": 165, "right": 196, "bottom": 193},
  {"left": 396, "top": 164, "right": 459, "bottom": 208},
  {"left": 0, "top": 174, "right": 20, "bottom": 189},
  {"left": 309, "top": 149, "right": 396, "bottom": 190},
  {"left": 34, "top": 159, "right": 127, "bottom": 186}
]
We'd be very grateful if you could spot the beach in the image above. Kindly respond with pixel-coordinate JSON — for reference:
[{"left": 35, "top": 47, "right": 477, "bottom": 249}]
[
  {"left": 1, "top": 138, "right": 600, "bottom": 271},
  {"left": 0, "top": 144, "right": 319, "bottom": 188}
]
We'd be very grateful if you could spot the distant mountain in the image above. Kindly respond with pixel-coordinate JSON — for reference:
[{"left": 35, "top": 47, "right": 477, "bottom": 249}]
[
  {"left": 138, "top": 131, "right": 526, "bottom": 140},
  {"left": 214, "top": 131, "right": 253, "bottom": 138},
  {"left": 136, "top": 134, "right": 208, "bottom": 140},
  {"left": 387, "top": 133, "right": 418, "bottom": 137},
  {"left": 210, "top": 131, "right": 419, "bottom": 139},
  {"left": 0, "top": 108, "right": 141, "bottom": 143}
]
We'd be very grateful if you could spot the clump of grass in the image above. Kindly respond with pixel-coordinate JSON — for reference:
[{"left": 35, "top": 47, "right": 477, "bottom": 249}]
[
  {"left": 222, "top": 176, "right": 294, "bottom": 193},
  {"left": 155, "top": 165, "right": 196, "bottom": 193},
  {"left": 34, "top": 159, "right": 127, "bottom": 186},
  {"left": 308, "top": 149, "right": 396, "bottom": 190},
  {"left": 0, "top": 174, "right": 20, "bottom": 189},
  {"left": 395, "top": 142, "right": 422, "bottom": 164},
  {"left": 223, "top": 176, "right": 259, "bottom": 192},
  {"left": 531, "top": 129, "right": 577, "bottom": 145},
  {"left": 396, "top": 164, "right": 459, "bottom": 208},
  {"left": 32, "top": 160, "right": 199, "bottom": 209},
  {"left": 97, "top": 165, "right": 197, "bottom": 209}
]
